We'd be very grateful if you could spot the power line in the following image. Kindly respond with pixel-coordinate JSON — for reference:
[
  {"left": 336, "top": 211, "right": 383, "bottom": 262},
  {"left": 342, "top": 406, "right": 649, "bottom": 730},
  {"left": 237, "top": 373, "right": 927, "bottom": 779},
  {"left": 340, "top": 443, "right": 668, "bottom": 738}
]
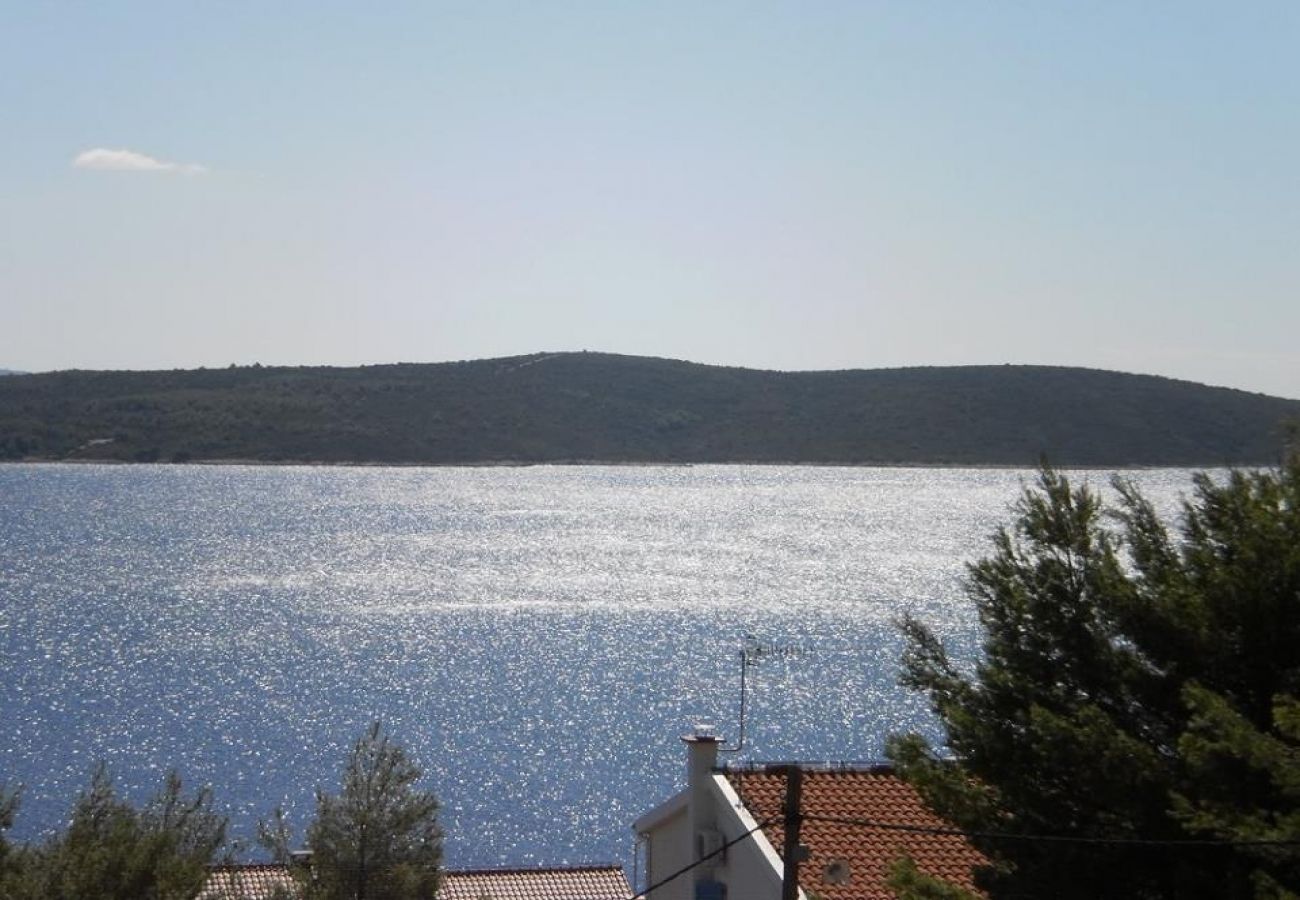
[
  {"left": 801, "top": 813, "right": 1300, "bottom": 849},
  {"left": 632, "top": 817, "right": 777, "bottom": 899},
  {"left": 630, "top": 803, "right": 1298, "bottom": 898}
]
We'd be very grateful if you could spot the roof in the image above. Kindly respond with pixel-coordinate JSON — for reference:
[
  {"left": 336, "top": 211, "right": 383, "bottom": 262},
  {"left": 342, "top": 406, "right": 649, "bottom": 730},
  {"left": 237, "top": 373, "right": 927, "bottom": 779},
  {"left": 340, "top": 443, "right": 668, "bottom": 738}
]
[
  {"left": 724, "top": 765, "right": 988, "bottom": 900},
  {"left": 198, "top": 863, "right": 631, "bottom": 900},
  {"left": 438, "top": 864, "right": 631, "bottom": 900},
  {"left": 631, "top": 789, "right": 687, "bottom": 834},
  {"left": 198, "top": 864, "right": 297, "bottom": 900}
]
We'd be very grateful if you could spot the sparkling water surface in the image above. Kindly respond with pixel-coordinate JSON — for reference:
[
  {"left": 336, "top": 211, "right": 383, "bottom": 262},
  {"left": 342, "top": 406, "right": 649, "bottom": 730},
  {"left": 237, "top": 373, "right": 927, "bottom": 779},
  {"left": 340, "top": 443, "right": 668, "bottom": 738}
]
[{"left": 0, "top": 463, "right": 1203, "bottom": 868}]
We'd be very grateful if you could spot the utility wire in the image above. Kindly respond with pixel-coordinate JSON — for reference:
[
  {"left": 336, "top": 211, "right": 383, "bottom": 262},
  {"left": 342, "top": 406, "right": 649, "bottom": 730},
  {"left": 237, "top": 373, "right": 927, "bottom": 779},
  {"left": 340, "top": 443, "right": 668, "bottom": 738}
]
[
  {"left": 801, "top": 813, "right": 1300, "bottom": 848},
  {"left": 629, "top": 809, "right": 1298, "bottom": 898},
  {"left": 632, "top": 817, "right": 777, "bottom": 899}
]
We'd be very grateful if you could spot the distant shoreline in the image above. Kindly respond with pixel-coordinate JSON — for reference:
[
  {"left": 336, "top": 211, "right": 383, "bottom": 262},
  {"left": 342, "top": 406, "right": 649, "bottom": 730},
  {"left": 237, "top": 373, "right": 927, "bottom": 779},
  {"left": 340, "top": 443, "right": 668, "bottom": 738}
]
[
  {"left": 4, "top": 352, "right": 1293, "bottom": 468},
  {"left": 0, "top": 457, "right": 1238, "bottom": 472}
]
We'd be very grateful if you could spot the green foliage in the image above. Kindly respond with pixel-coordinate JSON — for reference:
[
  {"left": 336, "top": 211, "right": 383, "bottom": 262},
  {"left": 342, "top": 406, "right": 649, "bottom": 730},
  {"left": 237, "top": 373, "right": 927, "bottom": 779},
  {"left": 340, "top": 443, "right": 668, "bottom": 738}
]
[
  {"left": 3, "top": 764, "right": 227, "bottom": 900},
  {"left": 0, "top": 354, "right": 1296, "bottom": 466},
  {"left": 891, "top": 459, "right": 1300, "bottom": 898},
  {"left": 305, "top": 722, "right": 442, "bottom": 900},
  {"left": 257, "top": 804, "right": 295, "bottom": 864},
  {"left": 0, "top": 781, "right": 21, "bottom": 878},
  {"left": 2, "top": 729, "right": 439, "bottom": 900},
  {"left": 888, "top": 855, "right": 983, "bottom": 900},
  {"left": 1174, "top": 686, "right": 1300, "bottom": 897}
]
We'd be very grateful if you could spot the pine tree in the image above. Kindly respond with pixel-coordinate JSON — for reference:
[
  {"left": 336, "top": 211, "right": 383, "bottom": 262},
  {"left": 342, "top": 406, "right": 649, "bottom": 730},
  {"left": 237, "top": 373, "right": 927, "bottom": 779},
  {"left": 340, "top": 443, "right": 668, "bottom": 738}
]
[
  {"left": 890, "top": 457, "right": 1300, "bottom": 898},
  {"left": 6, "top": 764, "right": 227, "bottom": 900},
  {"left": 305, "top": 722, "right": 442, "bottom": 900},
  {"left": 0, "top": 781, "right": 22, "bottom": 889}
]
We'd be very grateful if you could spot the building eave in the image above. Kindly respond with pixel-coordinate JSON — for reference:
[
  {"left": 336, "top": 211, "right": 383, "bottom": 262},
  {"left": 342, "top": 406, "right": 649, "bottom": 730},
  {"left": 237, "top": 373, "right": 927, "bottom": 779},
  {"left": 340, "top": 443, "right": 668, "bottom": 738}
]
[
  {"left": 709, "top": 772, "right": 802, "bottom": 899},
  {"left": 632, "top": 788, "right": 688, "bottom": 835}
]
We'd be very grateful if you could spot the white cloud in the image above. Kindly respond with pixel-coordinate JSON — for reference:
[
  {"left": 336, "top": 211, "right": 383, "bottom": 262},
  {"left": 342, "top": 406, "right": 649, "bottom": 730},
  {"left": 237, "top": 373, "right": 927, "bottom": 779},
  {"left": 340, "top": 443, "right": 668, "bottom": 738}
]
[{"left": 72, "top": 148, "right": 207, "bottom": 175}]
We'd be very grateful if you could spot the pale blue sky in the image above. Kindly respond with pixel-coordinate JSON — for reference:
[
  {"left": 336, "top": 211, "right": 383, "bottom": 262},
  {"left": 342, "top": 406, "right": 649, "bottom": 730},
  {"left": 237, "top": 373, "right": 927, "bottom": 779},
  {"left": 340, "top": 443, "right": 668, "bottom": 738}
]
[{"left": 3, "top": 2, "right": 1297, "bottom": 397}]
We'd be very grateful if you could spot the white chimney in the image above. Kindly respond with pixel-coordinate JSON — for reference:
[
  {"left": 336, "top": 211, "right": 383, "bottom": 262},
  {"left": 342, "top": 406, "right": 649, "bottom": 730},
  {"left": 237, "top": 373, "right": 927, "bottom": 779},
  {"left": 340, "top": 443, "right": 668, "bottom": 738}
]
[{"left": 683, "top": 725, "right": 722, "bottom": 876}]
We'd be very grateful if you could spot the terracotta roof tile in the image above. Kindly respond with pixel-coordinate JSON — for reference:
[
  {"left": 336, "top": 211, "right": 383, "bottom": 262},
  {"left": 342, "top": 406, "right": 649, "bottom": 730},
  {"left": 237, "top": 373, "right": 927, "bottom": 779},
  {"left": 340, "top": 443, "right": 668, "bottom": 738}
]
[
  {"left": 198, "top": 864, "right": 299, "bottom": 900},
  {"left": 199, "top": 863, "right": 631, "bottom": 900},
  {"left": 439, "top": 864, "right": 631, "bottom": 900},
  {"left": 724, "top": 766, "right": 988, "bottom": 900}
]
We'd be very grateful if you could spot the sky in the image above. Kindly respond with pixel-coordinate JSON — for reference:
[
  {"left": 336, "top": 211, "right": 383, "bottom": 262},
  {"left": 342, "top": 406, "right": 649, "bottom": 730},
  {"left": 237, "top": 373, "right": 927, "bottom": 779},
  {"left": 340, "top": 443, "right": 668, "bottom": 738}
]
[{"left": 2, "top": 2, "right": 1297, "bottom": 398}]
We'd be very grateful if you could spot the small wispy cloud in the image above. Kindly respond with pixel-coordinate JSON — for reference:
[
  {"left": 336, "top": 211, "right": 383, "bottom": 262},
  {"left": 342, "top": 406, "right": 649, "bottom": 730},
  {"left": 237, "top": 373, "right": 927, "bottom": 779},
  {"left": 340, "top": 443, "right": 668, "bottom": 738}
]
[{"left": 72, "top": 148, "right": 207, "bottom": 175}]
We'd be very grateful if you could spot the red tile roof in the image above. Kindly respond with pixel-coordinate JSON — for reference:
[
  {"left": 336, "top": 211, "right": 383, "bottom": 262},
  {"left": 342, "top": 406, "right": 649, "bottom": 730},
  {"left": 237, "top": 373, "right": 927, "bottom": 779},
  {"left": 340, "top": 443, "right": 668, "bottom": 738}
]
[
  {"left": 199, "top": 863, "right": 631, "bottom": 900},
  {"left": 724, "top": 765, "right": 988, "bottom": 900},
  {"left": 439, "top": 864, "right": 631, "bottom": 900},
  {"left": 198, "top": 864, "right": 298, "bottom": 900}
]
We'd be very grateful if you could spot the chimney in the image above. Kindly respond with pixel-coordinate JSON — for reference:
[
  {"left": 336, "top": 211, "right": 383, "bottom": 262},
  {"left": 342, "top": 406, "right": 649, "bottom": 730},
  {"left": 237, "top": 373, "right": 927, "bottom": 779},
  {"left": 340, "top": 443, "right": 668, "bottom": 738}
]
[
  {"left": 685, "top": 723, "right": 721, "bottom": 786},
  {"left": 683, "top": 725, "right": 723, "bottom": 877},
  {"left": 289, "top": 849, "right": 315, "bottom": 884}
]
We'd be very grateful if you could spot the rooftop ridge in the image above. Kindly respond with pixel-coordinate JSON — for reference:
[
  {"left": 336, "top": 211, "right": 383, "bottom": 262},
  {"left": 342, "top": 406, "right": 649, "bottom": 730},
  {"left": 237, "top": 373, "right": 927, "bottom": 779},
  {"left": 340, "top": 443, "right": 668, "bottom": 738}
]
[
  {"left": 719, "top": 759, "right": 895, "bottom": 773},
  {"left": 206, "top": 862, "right": 625, "bottom": 874},
  {"left": 445, "top": 863, "right": 626, "bottom": 875},
  {"left": 202, "top": 861, "right": 634, "bottom": 900}
]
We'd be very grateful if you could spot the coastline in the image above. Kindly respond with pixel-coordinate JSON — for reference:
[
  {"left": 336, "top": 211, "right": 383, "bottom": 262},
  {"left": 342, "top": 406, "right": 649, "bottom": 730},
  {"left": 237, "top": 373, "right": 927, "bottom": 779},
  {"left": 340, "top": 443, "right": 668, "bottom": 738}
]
[{"left": 0, "top": 457, "right": 1238, "bottom": 472}]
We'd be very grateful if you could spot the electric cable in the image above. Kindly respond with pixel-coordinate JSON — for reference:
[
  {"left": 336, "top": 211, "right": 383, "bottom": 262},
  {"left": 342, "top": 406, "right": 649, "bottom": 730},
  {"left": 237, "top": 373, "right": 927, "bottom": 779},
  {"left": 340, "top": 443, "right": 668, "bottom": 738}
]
[
  {"left": 801, "top": 812, "right": 1300, "bottom": 848},
  {"left": 631, "top": 817, "right": 777, "bottom": 898}
]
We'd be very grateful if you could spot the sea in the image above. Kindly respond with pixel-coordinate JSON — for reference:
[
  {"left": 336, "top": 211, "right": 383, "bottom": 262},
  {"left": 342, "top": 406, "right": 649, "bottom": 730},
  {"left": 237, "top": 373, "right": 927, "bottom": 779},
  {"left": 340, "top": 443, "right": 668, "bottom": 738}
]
[{"left": 0, "top": 463, "right": 1205, "bottom": 869}]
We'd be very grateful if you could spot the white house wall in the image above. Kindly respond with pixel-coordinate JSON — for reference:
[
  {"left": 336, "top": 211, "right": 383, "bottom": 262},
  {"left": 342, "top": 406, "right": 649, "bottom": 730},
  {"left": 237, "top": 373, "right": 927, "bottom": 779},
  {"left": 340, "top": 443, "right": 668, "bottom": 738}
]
[
  {"left": 637, "top": 774, "right": 801, "bottom": 900},
  {"left": 643, "top": 802, "right": 693, "bottom": 900},
  {"left": 707, "top": 772, "right": 796, "bottom": 900}
]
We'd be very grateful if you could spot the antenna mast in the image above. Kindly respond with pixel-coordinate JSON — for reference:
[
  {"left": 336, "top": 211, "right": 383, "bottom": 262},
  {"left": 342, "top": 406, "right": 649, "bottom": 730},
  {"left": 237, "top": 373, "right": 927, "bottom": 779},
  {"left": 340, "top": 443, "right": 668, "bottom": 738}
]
[{"left": 720, "top": 635, "right": 763, "bottom": 754}]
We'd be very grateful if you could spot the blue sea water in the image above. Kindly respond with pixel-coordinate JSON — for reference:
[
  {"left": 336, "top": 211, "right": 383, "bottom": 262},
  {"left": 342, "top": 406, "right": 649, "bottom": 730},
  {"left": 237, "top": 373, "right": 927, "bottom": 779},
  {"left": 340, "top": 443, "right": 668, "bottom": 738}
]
[{"left": 0, "top": 463, "right": 1203, "bottom": 868}]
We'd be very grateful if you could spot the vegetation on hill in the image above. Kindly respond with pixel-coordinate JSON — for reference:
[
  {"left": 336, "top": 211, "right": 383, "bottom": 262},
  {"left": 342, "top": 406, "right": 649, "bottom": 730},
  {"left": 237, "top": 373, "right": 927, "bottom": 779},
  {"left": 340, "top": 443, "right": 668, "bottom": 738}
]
[
  {"left": 0, "top": 352, "right": 1295, "bottom": 466},
  {"left": 890, "top": 458, "right": 1300, "bottom": 898}
]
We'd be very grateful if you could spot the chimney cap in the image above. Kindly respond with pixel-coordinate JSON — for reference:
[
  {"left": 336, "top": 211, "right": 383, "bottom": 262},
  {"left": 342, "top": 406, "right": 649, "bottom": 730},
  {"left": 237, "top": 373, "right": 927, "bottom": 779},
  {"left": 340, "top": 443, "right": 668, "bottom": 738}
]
[{"left": 683, "top": 722, "right": 722, "bottom": 743}]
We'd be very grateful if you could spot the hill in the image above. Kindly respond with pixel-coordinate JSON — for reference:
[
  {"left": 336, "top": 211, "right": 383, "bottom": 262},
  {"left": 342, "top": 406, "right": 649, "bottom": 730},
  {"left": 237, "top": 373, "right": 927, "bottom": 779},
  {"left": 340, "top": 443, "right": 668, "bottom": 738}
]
[{"left": 0, "top": 352, "right": 1295, "bottom": 466}]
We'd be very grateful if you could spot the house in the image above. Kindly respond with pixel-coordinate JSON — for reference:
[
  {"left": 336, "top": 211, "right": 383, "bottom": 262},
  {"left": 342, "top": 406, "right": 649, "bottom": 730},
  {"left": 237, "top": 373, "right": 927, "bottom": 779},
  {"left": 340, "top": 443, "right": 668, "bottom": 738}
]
[
  {"left": 632, "top": 730, "right": 986, "bottom": 899},
  {"left": 198, "top": 862, "right": 631, "bottom": 900}
]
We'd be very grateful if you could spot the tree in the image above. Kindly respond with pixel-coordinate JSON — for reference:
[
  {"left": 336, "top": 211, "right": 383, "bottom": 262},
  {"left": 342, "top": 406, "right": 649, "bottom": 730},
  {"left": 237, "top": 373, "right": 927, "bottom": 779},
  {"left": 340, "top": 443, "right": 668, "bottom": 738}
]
[
  {"left": 890, "top": 459, "right": 1300, "bottom": 899},
  {"left": 887, "top": 856, "right": 982, "bottom": 900},
  {"left": 0, "top": 781, "right": 22, "bottom": 884},
  {"left": 304, "top": 722, "right": 442, "bottom": 900},
  {"left": 5, "top": 764, "right": 227, "bottom": 900}
]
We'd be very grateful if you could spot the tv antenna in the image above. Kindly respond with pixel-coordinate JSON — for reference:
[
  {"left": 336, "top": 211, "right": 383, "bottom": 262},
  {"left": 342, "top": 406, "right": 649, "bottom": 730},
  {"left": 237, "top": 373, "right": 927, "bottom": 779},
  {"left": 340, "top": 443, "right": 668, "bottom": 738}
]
[{"left": 719, "top": 634, "right": 801, "bottom": 754}]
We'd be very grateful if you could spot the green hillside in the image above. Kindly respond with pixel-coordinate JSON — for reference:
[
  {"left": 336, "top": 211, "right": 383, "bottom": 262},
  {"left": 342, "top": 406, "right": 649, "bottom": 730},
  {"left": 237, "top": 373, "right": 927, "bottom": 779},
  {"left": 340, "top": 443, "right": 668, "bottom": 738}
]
[{"left": 1, "top": 352, "right": 1295, "bottom": 466}]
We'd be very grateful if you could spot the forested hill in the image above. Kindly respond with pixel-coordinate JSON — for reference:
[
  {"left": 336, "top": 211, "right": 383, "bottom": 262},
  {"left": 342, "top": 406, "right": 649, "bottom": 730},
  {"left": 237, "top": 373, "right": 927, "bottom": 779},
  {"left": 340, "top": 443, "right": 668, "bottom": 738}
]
[{"left": 1, "top": 353, "right": 1296, "bottom": 466}]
